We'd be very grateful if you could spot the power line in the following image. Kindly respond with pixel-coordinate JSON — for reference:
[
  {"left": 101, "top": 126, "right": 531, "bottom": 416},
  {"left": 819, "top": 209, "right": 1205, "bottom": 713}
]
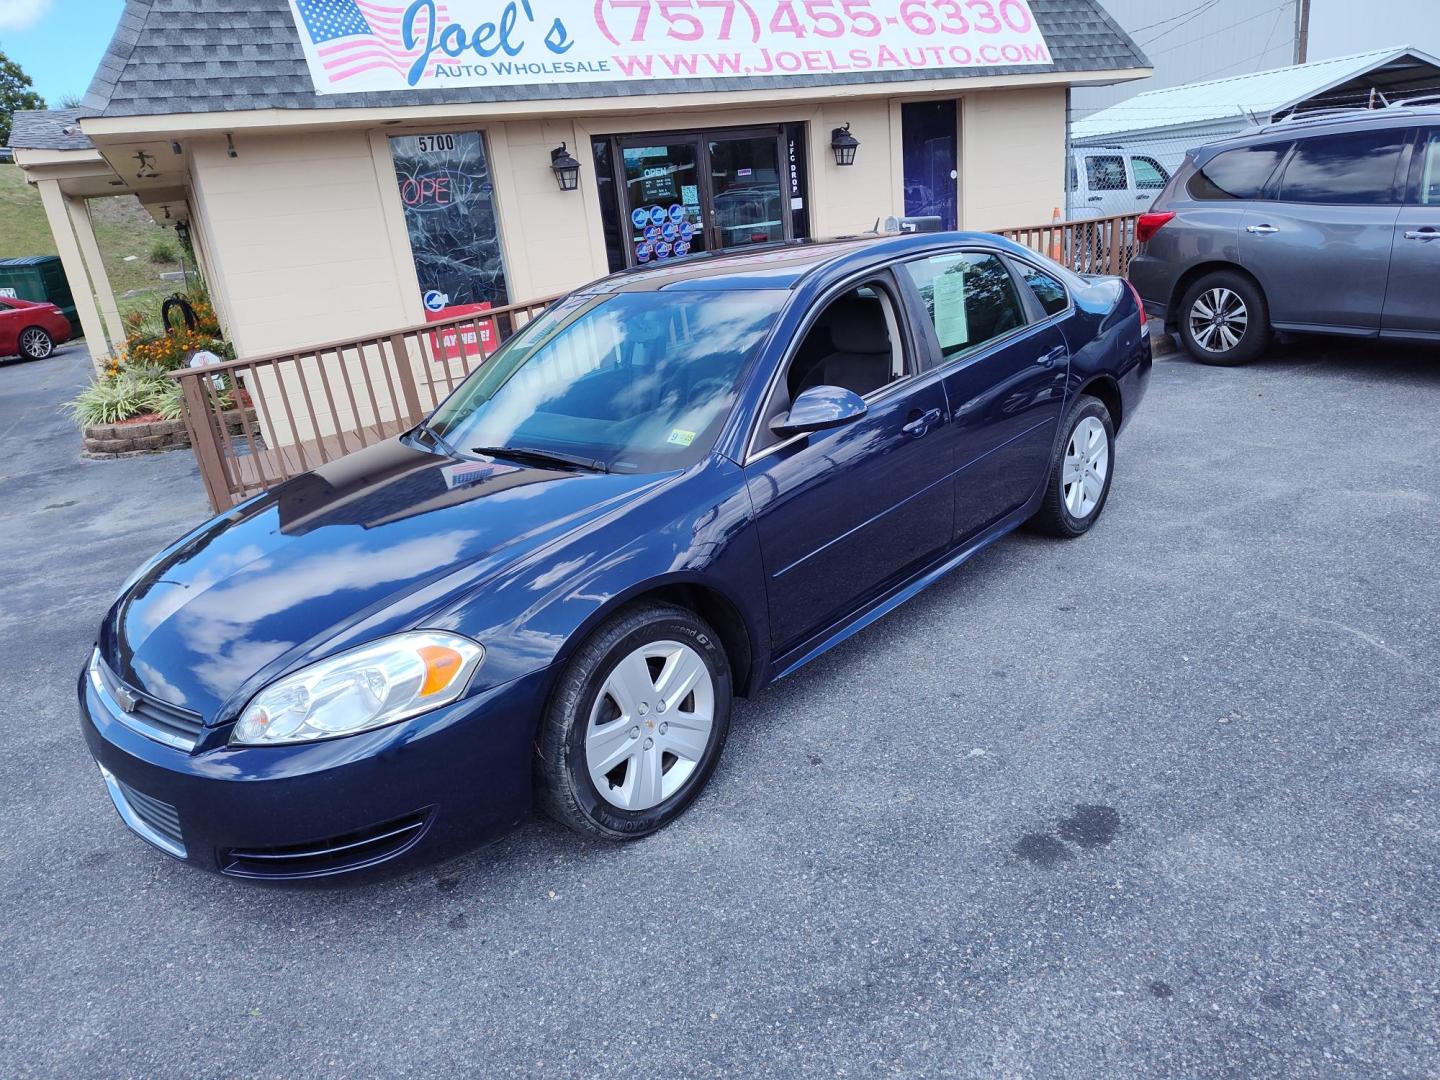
[
  {"left": 1138, "top": 0, "right": 1226, "bottom": 50},
  {"left": 1128, "top": 0, "right": 1226, "bottom": 38},
  {"left": 1143, "top": 0, "right": 1295, "bottom": 61}
]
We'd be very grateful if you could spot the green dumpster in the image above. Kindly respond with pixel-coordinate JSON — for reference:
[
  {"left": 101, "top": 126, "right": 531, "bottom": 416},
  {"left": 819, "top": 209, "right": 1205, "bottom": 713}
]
[{"left": 0, "top": 256, "right": 79, "bottom": 330}]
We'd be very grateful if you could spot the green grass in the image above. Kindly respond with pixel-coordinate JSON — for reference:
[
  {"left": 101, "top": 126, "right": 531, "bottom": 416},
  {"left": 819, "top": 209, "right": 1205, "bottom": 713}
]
[{"left": 0, "top": 162, "right": 189, "bottom": 314}]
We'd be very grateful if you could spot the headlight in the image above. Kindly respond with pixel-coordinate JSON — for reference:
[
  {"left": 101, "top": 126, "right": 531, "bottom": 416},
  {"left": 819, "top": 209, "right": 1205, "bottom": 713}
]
[{"left": 230, "top": 631, "right": 484, "bottom": 746}]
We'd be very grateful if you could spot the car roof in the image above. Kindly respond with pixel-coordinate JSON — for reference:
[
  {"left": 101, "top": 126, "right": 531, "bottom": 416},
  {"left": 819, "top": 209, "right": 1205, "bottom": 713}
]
[
  {"left": 1211, "top": 100, "right": 1440, "bottom": 151},
  {"left": 585, "top": 232, "right": 1032, "bottom": 293}
]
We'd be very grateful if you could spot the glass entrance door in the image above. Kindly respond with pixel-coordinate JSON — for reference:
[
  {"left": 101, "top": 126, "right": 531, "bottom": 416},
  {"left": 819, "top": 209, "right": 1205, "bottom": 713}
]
[
  {"left": 707, "top": 134, "right": 785, "bottom": 249},
  {"left": 614, "top": 127, "right": 791, "bottom": 267},
  {"left": 621, "top": 140, "right": 706, "bottom": 266}
]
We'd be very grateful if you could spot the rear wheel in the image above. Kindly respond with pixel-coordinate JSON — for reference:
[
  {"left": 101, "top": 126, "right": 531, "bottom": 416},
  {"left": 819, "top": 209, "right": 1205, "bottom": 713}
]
[
  {"left": 535, "top": 603, "right": 732, "bottom": 840},
  {"left": 1178, "top": 271, "right": 1270, "bottom": 366},
  {"left": 1030, "top": 395, "right": 1115, "bottom": 538},
  {"left": 18, "top": 327, "right": 54, "bottom": 360}
]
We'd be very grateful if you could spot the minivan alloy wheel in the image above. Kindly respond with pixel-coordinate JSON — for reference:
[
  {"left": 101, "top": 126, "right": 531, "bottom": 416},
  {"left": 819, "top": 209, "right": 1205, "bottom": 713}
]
[
  {"left": 584, "top": 640, "right": 715, "bottom": 811},
  {"left": 1188, "top": 288, "right": 1248, "bottom": 353},
  {"left": 1063, "top": 416, "right": 1109, "bottom": 519},
  {"left": 19, "top": 328, "right": 53, "bottom": 359}
]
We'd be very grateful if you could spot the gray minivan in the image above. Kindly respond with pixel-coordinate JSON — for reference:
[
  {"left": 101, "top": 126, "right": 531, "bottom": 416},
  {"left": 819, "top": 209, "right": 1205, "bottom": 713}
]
[{"left": 1128, "top": 103, "right": 1440, "bottom": 365}]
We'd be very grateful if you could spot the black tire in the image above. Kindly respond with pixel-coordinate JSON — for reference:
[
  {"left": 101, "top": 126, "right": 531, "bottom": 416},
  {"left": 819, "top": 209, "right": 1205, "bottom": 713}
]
[
  {"left": 17, "top": 327, "right": 54, "bottom": 360},
  {"left": 1030, "top": 394, "right": 1116, "bottom": 538},
  {"left": 1177, "top": 270, "right": 1271, "bottom": 366},
  {"left": 535, "top": 602, "right": 733, "bottom": 840}
]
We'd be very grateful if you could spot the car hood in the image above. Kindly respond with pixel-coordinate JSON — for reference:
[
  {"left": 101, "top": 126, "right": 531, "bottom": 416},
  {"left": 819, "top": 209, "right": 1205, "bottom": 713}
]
[{"left": 101, "top": 439, "right": 669, "bottom": 720}]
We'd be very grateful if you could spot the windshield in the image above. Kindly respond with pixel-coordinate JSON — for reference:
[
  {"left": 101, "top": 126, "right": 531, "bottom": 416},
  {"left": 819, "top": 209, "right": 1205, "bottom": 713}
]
[{"left": 427, "top": 290, "right": 785, "bottom": 472}]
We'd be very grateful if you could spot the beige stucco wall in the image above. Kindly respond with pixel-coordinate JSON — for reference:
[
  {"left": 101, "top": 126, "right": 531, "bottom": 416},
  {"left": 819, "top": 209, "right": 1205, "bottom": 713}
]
[
  {"left": 187, "top": 85, "right": 1067, "bottom": 365},
  {"left": 959, "top": 85, "right": 1068, "bottom": 230},
  {"left": 188, "top": 129, "right": 418, "bottom": 358}
]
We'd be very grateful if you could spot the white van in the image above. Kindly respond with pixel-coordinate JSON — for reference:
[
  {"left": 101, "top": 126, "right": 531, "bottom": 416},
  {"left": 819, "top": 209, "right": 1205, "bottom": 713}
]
[{"left": 1067, "top": 149, "right": 1172, "bottom": 218}]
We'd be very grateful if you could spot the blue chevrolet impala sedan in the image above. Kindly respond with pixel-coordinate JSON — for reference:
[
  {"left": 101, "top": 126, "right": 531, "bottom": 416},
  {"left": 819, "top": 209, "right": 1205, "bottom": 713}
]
[{"left": 80, "top": 234, "right": 1149, "bottom": 879}]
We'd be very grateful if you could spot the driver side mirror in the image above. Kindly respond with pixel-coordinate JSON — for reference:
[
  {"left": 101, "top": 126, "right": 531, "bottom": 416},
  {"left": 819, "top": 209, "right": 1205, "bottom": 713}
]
[{"left": 769, "top": 385, "right": 868, "bottom": 437}]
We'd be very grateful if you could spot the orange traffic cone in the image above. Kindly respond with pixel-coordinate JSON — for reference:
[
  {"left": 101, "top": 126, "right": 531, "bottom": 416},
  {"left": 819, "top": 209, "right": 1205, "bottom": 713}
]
[{"left": 1049, "top": 207, "right": 1063, "bottom": 262}]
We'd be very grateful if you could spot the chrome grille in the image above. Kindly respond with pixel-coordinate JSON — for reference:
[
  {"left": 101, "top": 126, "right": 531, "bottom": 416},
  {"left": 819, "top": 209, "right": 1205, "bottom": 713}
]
[{"left": 89, "top": 651, "right": 204, "bottom": 752}]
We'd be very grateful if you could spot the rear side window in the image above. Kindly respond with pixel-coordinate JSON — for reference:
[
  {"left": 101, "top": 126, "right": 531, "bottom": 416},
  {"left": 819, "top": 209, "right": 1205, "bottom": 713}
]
[
  {"left": 1085, "top": 155, "right": 1128, "bottom": 192},
  {"left": 900, "top": 252, "right": 1027, "bottom": 365},
  {"left": 1413, "top": 129, "right": 1440, "bottom": 205},
  {"left": 1016, "top": 263, "right": 1069, "bottom": 317},
  {"left": 1131, "top": 156, "right": 1169, "bottom": 189},
  {"left": 1278, "top": 130, "right": 1406, "bottom": 204},
  {"left": 1189, "top": 144, "right": 1289, "bottom": 200}
]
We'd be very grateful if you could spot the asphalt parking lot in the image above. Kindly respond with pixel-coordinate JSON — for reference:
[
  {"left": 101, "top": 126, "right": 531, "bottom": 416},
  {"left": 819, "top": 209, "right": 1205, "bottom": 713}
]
[{"left": 1, "top": 338, "right": 1437, "bottom": 1078}]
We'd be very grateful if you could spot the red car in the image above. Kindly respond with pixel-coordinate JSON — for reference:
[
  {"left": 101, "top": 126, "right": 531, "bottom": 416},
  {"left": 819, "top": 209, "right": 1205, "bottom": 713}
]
[{"left": 0, "top": 297, "right": 72, "bottom": 360}]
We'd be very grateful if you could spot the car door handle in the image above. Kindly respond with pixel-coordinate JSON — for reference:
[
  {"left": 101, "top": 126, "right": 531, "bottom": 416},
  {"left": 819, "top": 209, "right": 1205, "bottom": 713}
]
[
  {"left": 1246, "top": 224, "right": 1279, "bottom": 235},
  {"left": 1403, "top": 227, "right": 1440, "bottom": 241},
  {"left": 1087, "top": 196, "right": 1102, "bottom": 202},
  {"left": 1035, "top": 346, "right": 1067, "bottom": 368},
  {"left": 902, "top": 407, "right": 943, "bottom": 438}
]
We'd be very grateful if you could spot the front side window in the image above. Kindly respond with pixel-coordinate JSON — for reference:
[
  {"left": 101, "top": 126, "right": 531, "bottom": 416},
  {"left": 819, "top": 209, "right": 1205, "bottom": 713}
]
[
  {"left": 1085, "top": 155, "right": 1128, "bottom": 192},
  {"left": 1278, "top": 130, "right": 1406, "bottom": 205},
  {"left": 784, "top": 283, "right": 905, "bottom": 401},
  {"left": 429, "top": 291, "right": 785, "bottom": 472},
  {"left": 900, "top": 252, "right": 1027, "bottom": 366},
  {"left": 1132, "top": 156, "right": 1170, "bottom": 189},
  {"left": 1189, "top": 144, "right": 1289, "bottom": 200}
]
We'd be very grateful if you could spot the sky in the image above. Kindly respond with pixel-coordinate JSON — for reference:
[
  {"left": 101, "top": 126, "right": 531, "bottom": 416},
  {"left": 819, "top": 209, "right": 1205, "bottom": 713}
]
[
  {"left": 2, "top": 0, "right": 1438, "bottom": 111},
  {"left": 0, "top": 0, "right": 125, "bottom": 106}
]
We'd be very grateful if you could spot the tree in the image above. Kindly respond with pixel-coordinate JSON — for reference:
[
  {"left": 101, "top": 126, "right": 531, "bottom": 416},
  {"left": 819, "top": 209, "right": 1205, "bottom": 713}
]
[{"left": 1, "top": 50, "right": 46, "bottom": 149}]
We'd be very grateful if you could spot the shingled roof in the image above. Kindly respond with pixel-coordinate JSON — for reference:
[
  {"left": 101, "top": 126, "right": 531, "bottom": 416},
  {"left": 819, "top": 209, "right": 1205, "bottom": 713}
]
[
  {"left": 7, "top": 109, "right": 95, "bottom": 151},
  {"left": 80, "top": 0, "right": 1147, "bottom": 119}
]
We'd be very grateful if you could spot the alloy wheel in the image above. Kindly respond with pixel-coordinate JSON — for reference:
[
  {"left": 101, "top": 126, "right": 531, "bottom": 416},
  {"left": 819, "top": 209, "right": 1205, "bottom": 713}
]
[
  {"left": 20, "top": 329, "right": 53, "bottom": 359},
  {"left": 584, "top": 640, "right": 715, "bottom": 812},
  {"left": 1062, "top": 416, "right": 1109, "bottom": 519},
  {"left": 1188, "top": 287, "right": 1248, "bottom": 353}
]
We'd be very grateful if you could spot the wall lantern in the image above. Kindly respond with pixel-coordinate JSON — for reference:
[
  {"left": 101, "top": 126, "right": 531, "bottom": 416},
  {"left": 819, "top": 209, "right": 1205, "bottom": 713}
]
[
  {"left": 550, "top": 143, "right": 582, "bottom": 191},
  {"left": 830, "top": 123, "right": 860, "bottom": 167}
]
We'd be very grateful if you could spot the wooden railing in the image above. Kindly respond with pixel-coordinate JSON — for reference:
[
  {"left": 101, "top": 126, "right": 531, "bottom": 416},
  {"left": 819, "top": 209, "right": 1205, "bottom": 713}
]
[
  {"left": 175, "top": 212, "right": 1145, "bottom": 513},
  {"left": 997, "top": 212, "right": 1141, "bottom": 276},
  {"left": 172, "top": 294, "right": 559, "bottom": 512}
]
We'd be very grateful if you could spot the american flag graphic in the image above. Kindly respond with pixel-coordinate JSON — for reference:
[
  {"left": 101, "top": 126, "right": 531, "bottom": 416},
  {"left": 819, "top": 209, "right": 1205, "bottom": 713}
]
[{"left": 293, "top": 0, "right": 447, "bottom": 84}]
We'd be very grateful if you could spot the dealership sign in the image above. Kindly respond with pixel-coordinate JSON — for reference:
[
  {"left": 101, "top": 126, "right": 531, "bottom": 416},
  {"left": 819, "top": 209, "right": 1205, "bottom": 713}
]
[{"left": 288, "top": 0, "right": 1051, "bottom": 95}]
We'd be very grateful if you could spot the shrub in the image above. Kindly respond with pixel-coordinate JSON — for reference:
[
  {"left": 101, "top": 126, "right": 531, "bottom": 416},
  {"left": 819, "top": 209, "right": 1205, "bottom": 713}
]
[
  {"left": 64, "top": 368, "right": 169, "bottom": 427},
  {"left": 120, "top": 326, "right": 234, "bottom": 370},
  {"left": 63, "top": 365, "right": 234, "bottom": 428},
  {"left": 149, "top": 238, "right": 178, "bottom": 264}
]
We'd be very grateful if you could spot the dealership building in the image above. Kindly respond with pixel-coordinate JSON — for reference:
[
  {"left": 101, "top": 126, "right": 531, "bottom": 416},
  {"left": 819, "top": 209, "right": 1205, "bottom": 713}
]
[{"left": 11, "top": 0, "right": 1147, "bottom": 364}]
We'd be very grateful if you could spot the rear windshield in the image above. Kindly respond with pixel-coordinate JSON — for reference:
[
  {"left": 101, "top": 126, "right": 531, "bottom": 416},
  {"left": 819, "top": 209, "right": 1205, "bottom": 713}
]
[{"left": 1188, "top": 143, "right": 1290, "bottom": 200}]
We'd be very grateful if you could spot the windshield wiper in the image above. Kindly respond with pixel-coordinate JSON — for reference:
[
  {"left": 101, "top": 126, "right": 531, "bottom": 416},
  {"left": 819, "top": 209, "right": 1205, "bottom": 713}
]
[
  {"left": 409, "top": 420, "right": 467, "bottom": 460},
  {"left": 472, "top": 445, "right": 609, "bottom": 473}
]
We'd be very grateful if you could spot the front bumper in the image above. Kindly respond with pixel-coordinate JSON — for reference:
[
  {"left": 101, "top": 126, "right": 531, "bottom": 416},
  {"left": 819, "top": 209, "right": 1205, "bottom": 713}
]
[{"left": 78, "top": 661, "right": 547, "bottom": 879}]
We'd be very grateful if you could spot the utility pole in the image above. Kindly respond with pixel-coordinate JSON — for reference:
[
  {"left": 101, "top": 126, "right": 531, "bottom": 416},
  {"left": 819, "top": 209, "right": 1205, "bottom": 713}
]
[{"left": 1295, "top": 0, "right": 1311, "bottom": 64}]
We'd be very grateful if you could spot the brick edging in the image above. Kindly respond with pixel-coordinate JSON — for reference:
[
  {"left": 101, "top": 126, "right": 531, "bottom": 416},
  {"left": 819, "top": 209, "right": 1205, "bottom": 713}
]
[{"left": 82, "top": 408, "right": 257, "bottom": 459}]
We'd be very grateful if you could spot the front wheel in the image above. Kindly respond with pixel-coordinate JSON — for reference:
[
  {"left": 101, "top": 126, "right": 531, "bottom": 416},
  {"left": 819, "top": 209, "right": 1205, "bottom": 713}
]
[
  {"left": 1030, "top": 395, "right": 1115, "bottom": 538},
  {"left": 18, "top": 327, "right": 54, "bottom": 360},
  {"left": 535, "top": 603, "right": 732, "bottom": 840},
  {"left": 1178, "top": 272, "right": 1271, "bottom": 366}
]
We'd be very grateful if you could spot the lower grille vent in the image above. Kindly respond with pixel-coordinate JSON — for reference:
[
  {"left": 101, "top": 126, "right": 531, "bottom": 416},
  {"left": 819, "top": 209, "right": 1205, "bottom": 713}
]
[
  {"left": 100, "top": 767, "right": 187, "bottom": 859},
  {"left": 220, "top": 809, "right": 432, "bottom": 880}
]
